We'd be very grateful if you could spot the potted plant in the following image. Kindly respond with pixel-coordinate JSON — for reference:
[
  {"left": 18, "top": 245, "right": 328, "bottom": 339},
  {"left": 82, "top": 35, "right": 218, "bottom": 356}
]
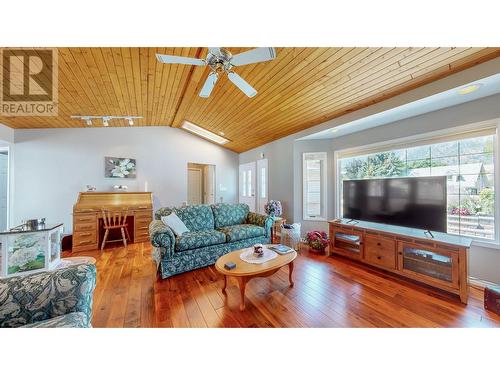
[{"left": 306, "top": 231, "right": 329, "bottom": 253}]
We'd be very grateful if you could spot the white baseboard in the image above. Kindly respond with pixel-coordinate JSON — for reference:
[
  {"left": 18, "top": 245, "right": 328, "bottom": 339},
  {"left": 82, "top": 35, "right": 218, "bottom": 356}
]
[{"left": 468, "top": 276, "right": 498, "bottom": 288}]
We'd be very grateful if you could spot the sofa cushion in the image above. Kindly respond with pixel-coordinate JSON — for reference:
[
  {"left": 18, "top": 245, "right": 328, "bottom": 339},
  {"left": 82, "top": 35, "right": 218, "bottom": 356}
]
[
  {"left": 218, "top": 224, "right": 265, "bottom": 243},
  {"left": 156, "top": 205, "right": 214, "bottom": 231},
  {"left": 211, "top": 203, "right": 249, "bottom": 228},
  {"left": 175, "top": 230, "right": 226, "bottom": 252}
]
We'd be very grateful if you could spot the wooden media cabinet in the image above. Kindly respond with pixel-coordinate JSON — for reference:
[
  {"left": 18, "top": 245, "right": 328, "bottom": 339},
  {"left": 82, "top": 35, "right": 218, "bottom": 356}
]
[{"left": 329, "top": 220, "right": 472, "bottom": 303}]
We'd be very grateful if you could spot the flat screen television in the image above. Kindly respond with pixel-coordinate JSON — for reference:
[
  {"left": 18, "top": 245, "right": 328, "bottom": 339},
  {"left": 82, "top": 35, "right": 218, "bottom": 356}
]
[{"left": 342, "top": 176, "right": 447, "bottom": 232}]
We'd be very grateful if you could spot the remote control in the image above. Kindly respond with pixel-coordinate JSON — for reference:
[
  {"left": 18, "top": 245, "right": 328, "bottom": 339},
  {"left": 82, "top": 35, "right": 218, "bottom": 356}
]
[{"left": 224, "top": 262, "right": 236, "bottom": 270}]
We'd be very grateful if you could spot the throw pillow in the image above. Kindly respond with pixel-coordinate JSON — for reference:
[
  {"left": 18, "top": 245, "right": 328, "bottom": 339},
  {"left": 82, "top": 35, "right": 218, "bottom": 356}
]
[{"left": 161, "top": 212, "right": 189, "bottom": 236}]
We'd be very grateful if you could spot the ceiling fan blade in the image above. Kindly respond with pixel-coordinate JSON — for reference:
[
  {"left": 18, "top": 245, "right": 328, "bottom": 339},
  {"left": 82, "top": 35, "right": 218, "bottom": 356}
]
[
  {"left": 156, "top": 53, "right": 206, "bottom": 66},
  {"left": 199, "top": 72, "right": 218, "bottom": 98},
  {"left": 227, "top": 71, "right": 257, "bottom": 97},
  {"left": 208, "top": 47, "right": 221, "bottom": 56},
  {"left": 230, "top": 47, "right": 276, "bottom": 66}
]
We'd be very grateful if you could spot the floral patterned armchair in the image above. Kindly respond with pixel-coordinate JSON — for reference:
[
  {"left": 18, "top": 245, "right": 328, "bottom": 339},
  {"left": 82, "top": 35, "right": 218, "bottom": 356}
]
[
  {"left": 150, "top": 203, "right": 274, "bottom": 279},
  {"left": 0, "top": 263, "right": 96, "bottom": 328}
]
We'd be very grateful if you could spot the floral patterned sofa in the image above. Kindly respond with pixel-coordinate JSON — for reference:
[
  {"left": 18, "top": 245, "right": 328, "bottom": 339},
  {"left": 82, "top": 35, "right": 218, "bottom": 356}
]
[
  {"left": 149, "top": 203, "right": 274, "bottom": 279},
  {"left": 0, "top": 263, "right": 96, "bottom": 328}
]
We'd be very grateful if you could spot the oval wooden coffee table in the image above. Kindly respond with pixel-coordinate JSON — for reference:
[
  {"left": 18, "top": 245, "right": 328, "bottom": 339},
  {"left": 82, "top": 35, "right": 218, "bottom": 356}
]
[{"left": 215, "top": 247, "right": 297, "bottom": 311}]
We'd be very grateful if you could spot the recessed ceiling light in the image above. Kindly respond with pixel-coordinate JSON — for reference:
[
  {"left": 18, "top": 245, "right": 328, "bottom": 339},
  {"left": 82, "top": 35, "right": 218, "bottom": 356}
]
[
  {"left": 457, "top": 84, "right": 482, "bottom": 95},
  {"left": 182, "top": 121, "right": 229, "bottom": 145}
]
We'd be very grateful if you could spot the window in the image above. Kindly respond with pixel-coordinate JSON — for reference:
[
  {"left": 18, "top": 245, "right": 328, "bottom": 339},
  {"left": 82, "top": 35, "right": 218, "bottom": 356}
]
[
  {"left": 303, "top": 152, "right": 327, "bottom": 220},
  {"left": 337, "top": 130, "right": 497, "bottom": 241}
]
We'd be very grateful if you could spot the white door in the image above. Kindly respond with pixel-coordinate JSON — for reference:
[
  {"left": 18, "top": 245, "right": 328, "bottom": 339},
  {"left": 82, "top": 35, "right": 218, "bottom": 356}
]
[
  {"left": 204, "top": 165, "right": 215, "bottom": 204},
  {"left": 187, "top": 168, "right": 203, "bottom": 205},
  {"left": 239, "top": 162, "right": 256, "bottom": 211},
  {"left": 256, "top": 159, "right": 268, "bottom": 214}
]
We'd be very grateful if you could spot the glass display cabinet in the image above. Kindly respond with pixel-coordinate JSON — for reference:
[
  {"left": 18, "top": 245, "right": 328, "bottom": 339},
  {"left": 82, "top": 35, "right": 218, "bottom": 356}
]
[
  {"left": 0, "top": 223, "right": 63, "bottom": 278},
  {"left": 397, "top": 242, "right": 459, "bottom": 289}
]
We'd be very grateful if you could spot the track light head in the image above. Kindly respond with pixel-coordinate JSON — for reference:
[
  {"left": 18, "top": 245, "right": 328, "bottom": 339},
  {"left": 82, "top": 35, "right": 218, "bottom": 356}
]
[
  {"left": 85, "top": 118, "right": 92, "bottom": 126},
  {"left": 128, "top": 118, "right": 134, "bottom": 126},
  {"left": 103, "top": 117, "right": 110, "bottom": 127}
]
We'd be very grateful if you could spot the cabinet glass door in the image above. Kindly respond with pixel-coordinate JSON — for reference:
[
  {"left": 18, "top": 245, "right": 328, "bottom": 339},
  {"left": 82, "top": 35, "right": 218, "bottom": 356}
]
[
  {"left": 332, "top": 230, "right": 363, "bottom": 259},
  {"left": 398, "top": 243, "right": 458, "bottom": 288}
]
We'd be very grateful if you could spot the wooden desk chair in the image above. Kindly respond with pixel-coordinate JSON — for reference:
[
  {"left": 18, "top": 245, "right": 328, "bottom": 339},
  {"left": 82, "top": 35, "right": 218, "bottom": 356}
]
[{"left": 101, "top": 208, "right": 131, "bottom": 250}]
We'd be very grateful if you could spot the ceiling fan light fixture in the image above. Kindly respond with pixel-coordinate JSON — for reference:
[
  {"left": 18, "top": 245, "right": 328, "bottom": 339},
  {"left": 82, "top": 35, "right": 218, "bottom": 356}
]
[
  {"left": 182, "top": 121, "right": 229, "bottom": 145},
  {"left": 157, "top": 47, "right": 276, "bottom": 98}
]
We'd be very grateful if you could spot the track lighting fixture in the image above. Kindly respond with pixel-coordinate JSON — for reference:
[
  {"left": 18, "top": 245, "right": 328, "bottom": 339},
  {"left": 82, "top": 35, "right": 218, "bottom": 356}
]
[{"left": 71, "top": 115, "right": 143, "bottom": 127}]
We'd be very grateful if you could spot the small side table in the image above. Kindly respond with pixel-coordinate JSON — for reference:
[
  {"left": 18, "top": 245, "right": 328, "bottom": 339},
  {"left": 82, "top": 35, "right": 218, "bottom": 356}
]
[{"left": 271, "top": 217, "right": 285, "bottom": 244}]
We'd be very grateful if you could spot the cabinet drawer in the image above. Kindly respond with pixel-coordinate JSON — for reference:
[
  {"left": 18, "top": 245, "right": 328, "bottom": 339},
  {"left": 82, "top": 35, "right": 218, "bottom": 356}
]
[
  {"left": 134, "top": 210, "right": 153, "bottom": 219},
  {"left": 135, "top": 217, "right": 152, "bottom": 226},
  {"left": 74, "top": 214, "right": 96, "bottom": 224},
  {"left": 135, "top": 229, "right": 149, "bottom": 241},
  {"left": 74, "top": 230, "right": 97, "bottom": 243},
  {"left": 74, "top": 222, "right": 97, "bottom": 232},
  {"left": 364, "top": 235, "right": 396, "bottom": 269}
]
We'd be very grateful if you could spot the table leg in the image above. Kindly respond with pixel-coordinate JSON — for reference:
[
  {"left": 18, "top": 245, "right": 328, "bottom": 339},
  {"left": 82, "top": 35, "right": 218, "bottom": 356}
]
[
  {"left": 288, "top": 261, "right": 294, "bottom": 287},
  {"left": 237, "top": 277, "right": 247, "bottom": 311},
  {"left": 222, "top": 275, "right": 227, "bottom": 294}
]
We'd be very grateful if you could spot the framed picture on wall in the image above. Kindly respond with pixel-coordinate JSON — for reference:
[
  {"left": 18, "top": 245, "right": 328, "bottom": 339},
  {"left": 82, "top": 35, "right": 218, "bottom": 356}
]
[{"left": 105, "top": 157, "right": 137, "bottom": 178}]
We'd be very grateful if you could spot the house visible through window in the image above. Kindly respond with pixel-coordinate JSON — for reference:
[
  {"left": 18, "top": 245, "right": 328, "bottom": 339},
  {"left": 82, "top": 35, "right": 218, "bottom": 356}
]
[
  {"left": 303, "top": 152, "right": 327, "bottom": 220},
  {"left": 338, "top": 132, "right": 496, "bottom": 241}
]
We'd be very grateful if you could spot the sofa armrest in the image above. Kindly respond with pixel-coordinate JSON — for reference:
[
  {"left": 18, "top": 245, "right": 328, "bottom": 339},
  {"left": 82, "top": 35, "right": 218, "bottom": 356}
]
[
  {"left": 149, "top": 220, "right": 175, "bottom": 261},
  {"left": 0, "top": 263, "right": 96, "bottom": 328},
  {"left": 246, "top": 212, "right": 275, "bottom": 238}
]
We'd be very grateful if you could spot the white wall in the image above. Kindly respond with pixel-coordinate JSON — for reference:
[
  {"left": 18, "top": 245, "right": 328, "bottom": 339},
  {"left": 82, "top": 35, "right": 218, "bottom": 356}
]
[
  {"left": 239, "top": 134, "right": 295, "bottom": 221},
  {"left": 11, "top": 126, "right": 239, "bottom": 232},
  {"left": 0, "top": 123, "right": 14, "bottom": 145}
]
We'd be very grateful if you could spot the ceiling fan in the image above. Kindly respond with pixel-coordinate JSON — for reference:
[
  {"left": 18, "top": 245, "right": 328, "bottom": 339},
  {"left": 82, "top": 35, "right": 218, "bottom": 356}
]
[{"left": 156, "top": 47, "right": 276, "bottom": 98}]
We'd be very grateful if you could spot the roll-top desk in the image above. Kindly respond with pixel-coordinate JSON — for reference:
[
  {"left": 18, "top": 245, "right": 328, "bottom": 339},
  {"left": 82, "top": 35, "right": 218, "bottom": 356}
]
[{"left": 72, "top": 192, "right": 153, "bottom": 252}]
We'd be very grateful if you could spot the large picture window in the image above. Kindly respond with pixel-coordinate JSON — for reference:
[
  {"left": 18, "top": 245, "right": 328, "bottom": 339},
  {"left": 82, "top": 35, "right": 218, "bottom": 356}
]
[{"left": 338, "top": 131, "right": 497, "bottom": 241}]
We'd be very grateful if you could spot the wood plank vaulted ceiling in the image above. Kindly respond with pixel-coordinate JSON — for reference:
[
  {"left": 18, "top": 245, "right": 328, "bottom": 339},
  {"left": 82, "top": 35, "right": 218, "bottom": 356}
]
[{"left": 1, "top": 47, "right": 500, "bottom": 152}]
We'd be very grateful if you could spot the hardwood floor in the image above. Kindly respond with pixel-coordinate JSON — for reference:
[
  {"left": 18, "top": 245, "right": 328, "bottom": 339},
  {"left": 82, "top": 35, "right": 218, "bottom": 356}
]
[{"left": 66, "top": 243, "right": 500, "bottom": 328}]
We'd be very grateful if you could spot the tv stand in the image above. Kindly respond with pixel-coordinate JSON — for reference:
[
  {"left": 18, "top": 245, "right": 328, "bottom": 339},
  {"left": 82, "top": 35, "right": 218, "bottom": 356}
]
[{"left": 329, "top": 220, "right": 472, "bottom": 303}]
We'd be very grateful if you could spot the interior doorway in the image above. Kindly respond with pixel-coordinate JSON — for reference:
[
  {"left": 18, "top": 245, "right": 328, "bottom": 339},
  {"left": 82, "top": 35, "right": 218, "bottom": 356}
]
[{"left": 187, "top": 163, "right": 216, "bottom": 205}]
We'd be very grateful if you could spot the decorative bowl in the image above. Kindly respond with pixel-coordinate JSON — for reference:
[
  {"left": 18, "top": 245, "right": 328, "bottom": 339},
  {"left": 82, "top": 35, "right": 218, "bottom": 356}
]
[{"left": 253, "top": 243, "right": 264, "bottom": 257}]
